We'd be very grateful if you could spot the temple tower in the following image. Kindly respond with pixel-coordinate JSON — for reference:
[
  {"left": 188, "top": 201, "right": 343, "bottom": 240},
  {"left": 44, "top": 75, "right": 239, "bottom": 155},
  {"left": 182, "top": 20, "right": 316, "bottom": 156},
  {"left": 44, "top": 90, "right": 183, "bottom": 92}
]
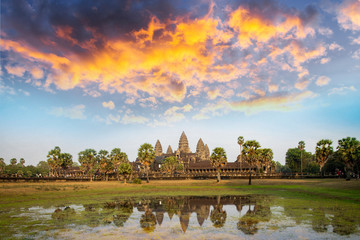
[
  {"left": 166, "top": 145, "right": 173, "bottom": 154},
  {"left": 155, "top": 140, "right": 163, "bottom": 157},
  {"left": 178, "top": 131, "right": 191, "bottom": 153},
  {"left": 204, "top": 144, "right": 210, "bottom": 160},
  {"left": 196, "top": 138, "right": 206, "bottom": 160}
]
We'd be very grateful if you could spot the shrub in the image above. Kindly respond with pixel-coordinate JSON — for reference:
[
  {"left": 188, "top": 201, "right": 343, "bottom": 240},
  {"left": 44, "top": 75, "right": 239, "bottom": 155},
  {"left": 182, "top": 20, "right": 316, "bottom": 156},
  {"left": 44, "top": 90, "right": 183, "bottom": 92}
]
[{"left": 133, "top": 178, "right": 142, "bottom": 184}]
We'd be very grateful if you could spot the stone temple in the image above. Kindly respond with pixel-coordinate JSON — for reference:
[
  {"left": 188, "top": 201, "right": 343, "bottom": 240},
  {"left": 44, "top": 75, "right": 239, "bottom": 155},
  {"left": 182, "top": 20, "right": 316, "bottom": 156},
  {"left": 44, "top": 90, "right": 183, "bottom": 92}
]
[{"left": 153, "top": 131, "right": 211, "bottom": 170}]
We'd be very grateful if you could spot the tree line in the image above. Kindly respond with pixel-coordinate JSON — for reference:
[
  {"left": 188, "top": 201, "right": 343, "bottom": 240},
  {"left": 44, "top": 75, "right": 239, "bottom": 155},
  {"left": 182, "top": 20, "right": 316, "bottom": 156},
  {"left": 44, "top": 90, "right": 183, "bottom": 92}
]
[{"left": 279, "top": 137, "right": 360, "bottom": 179}]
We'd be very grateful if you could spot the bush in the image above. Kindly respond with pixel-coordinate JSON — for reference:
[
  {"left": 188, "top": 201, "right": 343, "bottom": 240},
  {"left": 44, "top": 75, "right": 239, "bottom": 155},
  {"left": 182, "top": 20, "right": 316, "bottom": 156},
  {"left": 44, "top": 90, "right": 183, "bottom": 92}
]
[{"left": 133, "top": 178, "right": 142, "bottom": 184}]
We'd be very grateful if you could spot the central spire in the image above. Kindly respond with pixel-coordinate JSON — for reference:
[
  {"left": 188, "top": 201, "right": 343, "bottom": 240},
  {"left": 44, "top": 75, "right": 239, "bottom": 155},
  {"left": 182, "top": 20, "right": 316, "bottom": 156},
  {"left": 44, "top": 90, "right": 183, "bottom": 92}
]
[{"left": 178, "top": 131, "right": 191, "bottom": 153}]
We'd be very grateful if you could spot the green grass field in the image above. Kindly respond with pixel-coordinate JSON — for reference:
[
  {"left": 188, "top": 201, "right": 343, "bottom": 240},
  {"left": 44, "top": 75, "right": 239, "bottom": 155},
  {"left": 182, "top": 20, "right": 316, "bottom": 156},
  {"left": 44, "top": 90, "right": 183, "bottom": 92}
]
[{"left": 1, "top": 178, "right": 359, "bottom": 208}]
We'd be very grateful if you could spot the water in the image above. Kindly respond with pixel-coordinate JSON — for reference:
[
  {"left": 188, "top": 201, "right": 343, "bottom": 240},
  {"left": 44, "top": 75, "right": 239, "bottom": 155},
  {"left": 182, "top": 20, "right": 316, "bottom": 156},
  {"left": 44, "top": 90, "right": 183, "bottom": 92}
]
[{"left": 2, "top": 195, "right": 360, "bottom": 239}]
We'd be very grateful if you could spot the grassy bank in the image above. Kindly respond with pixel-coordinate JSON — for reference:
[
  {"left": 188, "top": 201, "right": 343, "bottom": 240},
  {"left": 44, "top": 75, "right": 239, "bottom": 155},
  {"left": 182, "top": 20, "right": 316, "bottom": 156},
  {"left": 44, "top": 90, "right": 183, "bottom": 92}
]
[{"left": 1, "top": 179, "right": 359, "bottom": 209}]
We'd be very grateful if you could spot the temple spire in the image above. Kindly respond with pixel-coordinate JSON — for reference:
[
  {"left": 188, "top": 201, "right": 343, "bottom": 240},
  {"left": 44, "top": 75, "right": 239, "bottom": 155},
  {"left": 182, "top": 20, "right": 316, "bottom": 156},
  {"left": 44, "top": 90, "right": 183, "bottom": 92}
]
[
  {"left": 178, "top": 131, "right": 190, "bottom": 153},
  {"left": 155, "top": 139, "right": 163, "bottom": 156}
]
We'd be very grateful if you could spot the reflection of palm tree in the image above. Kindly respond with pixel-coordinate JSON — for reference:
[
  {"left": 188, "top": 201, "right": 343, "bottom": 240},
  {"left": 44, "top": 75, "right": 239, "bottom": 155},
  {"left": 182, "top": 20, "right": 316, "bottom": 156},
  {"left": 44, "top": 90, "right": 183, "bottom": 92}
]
[
  {"left": 311, "top": 208, "right": 328, "bottom": 233},
  {"left": 113, "top": 201, "right": 133, "bottom": 227},
  {"left": 140, "top": 208, "right": 157, "bottom": 233},
  {"left": 237, "top": 208, "right": 258, "bottom": 235},
  {"left": 332, "top": 208, "right": 357, "bottom": 235},
  {"left": 210, "top": 204, "right": 227, "bottom": 228}
]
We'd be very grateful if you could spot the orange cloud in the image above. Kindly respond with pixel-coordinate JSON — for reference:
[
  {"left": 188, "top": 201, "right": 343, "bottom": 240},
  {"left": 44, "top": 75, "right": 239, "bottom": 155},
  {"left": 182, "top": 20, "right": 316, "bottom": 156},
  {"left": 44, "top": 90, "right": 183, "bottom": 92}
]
[
  {"left": 337, "top": 0, "right": 360, "bottom": 31},
  {"left": 228, "top": 6, "right": 315, "bottom": 48}
]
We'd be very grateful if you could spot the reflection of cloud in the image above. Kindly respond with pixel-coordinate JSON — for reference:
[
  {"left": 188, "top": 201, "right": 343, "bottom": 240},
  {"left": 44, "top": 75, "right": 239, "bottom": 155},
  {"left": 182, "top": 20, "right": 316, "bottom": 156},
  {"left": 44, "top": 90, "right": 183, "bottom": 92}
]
[
  {"left": 50, "top": 105, "right": 86, "bottom": 120},
  {"left": 336, "top": 0, "right": 360, "bottom": 31},
  {"left": 329, "top": 86, "right": 356, "bottom": 95},
  {"left": 316, "top": 76, "right": 330, "bottom": 86},
  {"left": 102, "top": 101, "right": 115, "bottom": 110}
]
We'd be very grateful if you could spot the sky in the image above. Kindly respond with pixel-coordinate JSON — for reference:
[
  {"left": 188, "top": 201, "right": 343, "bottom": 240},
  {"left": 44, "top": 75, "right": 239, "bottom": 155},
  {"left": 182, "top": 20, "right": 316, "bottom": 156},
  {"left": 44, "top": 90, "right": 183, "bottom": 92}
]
[{"left": 1, "top": 0, "right": 359, "bottom": 166}]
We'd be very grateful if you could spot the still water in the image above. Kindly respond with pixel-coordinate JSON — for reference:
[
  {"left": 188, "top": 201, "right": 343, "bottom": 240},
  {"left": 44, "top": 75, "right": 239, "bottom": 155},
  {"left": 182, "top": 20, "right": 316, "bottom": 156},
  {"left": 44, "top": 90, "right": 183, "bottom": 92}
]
[{"left": 3, "top": 195, "right": 360, "bottom": 239}]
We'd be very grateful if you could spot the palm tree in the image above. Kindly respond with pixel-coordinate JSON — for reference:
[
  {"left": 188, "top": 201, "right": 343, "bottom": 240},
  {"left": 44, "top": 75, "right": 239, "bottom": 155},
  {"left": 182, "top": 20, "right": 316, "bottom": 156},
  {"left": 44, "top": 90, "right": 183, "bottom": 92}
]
[
  {"left": 337, "top": 137, "right": 360, "bottom": 180},
  {"left": 78, "top": 149, "right": 98, "bottom": 181},
  {"left": 259, "top": 148, "right": 273, "bottom": 173},
  {"left": 298, "top": 141, "right": 305, "bottom": 177},
  {"left": 10, "top": 158, "right": 17, "bottom": 166},
  {"left": 161, "top": 156, "right": 181, "bottom": 177},
  {"left": 60, "top": 153, "right": 73, "bottom": 177},
  {"left": 110, "top": 148, "right": 128, "bottom": 180},
  {"left": 47, "top": 147, "right": 61, "bottom": 176},
  {"left": 118, "top": 162, "right": 133, "bottom": 184},
  {"left": 242, "top": 140, "right": 261, "bottom": 185},
  {"left": 237, "top": 136, "right": 244, "bottom": 162},
  {"left": 98, "top": 150, "right": 112, "bottom": 181},
  {"left": 210, "top": 147, "right": 227, "bottom": 182},
  {"left": 138, "top": 143, "right": 155, "bottom": 183},
  {"left": 315, "top": 139, "right": 333, "bottom": 176},
  {"left": 19, "top": 158, "right": 25, "bottom": 167},
  {"left": 0, "top": 158, "right": 5, "bottom": 174}
]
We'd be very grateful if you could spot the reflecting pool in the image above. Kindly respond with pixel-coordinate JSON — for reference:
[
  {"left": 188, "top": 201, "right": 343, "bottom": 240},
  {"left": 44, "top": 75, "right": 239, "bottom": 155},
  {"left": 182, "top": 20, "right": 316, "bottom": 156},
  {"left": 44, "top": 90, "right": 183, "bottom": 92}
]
[{"left": 2, "top": 195, "right": 360, "bottom": 239}]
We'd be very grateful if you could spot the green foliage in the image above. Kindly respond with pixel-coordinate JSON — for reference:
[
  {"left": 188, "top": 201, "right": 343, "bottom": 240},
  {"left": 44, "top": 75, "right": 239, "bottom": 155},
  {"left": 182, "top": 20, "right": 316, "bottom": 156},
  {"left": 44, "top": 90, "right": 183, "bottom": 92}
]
[
  {"left": 0, "top": 158, "right": 5, "bottom": 174},
  {"left": 10, "top": 158, "right": 17, "bottom": 166},
  {"left": 133, "top": 178, "right": 142, "bottom": 184},
  {"left": 315, "top": 139, "right": 333, "bottom": 171},
  {"left": 242, "top": 140, "right": 261, "bottom": 166},
  {"left": 161, "top": 156, "right": 182, "bottom": 175},
  {"left": 337, "top": 137, "right": 360, "bottom": 172},
  {"left": 275, "top": 161, "right": 292, "bottom": 174},
  {"left": 78, "top": 149, "right": 98, "bottom": 180},
  {"left": 137, "top": 143, "right": 155, "bottom": 167},
  {"left": 211, "top": 147, "right": 227, "bottom": 169},
  {"left": 47, "top": 146, "right": 73, "bottom": 176},
  {"left": 118, "top": 163, "right": 133, "bottom": 182}
]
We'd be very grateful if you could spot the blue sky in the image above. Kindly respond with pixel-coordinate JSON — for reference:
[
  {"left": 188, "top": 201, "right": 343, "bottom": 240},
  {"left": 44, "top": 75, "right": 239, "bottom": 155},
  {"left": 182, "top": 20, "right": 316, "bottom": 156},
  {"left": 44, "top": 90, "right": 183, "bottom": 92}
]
[{"left": 1, "top": 0, "right": 359, "bottom": 165}]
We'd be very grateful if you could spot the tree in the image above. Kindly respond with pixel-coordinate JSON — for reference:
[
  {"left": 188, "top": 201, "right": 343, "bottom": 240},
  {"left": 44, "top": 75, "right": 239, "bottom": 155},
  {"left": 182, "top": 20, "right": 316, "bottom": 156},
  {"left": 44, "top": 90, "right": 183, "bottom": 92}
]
[
  {"left": 337, "top": 137, "right": 360, "bottom": 179},
  {"left": 110, "top": 148, "right": 128, "bottom": 180},
  {"left": 10, "top": 158, "right": 17, "bottom": 166},
  {"left": 0, "top": 158, "right": 5, "bottom": 174},
  {"left": 298, "top": 141, "right": 305, "bottom": 177},
  {"left": 47, "top": 146, "right": 62, "bottom": 176},
  {"left": 210, "top": 147, "right": 227, "bottom": 182},
  {"left": 315, "top": 139, "right": 333, "bottom": 176},
  {"left": 242, "top": 140, "right": 261, "bottom": 185},
  {"left": 36, "top": 161, "right": 49, "bottom": 176},
  {"left": 258, "top": 148, "right": 273, "bottom": 173},
  {"left": 78, "top": 149, "right": 98, "bottom": 181},
  {"left": 98, "top": 150, "right": 112, "bottom": 181},
  {"left": 19, "top": 158, "right": 25, "bottom": 167},
  {"left": 161, "top": 156, "right": 182, "bottom": 177},
  {"left": 61, "top": 153, "right": 73, "bottom": 173},
  {"left": 118, "top": 162, "right": 133, "bottom": 184},
  {"left": 237, "top": 136, "right": 245, "bottom": 162},
  {"left": 137, "top": 143, "right": 155, "bottom": 183}
]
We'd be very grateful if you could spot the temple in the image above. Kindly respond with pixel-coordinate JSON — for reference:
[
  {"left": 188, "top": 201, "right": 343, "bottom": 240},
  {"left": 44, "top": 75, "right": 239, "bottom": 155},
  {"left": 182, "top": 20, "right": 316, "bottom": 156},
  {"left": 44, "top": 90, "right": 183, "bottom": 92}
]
[
  {"left": 147, "top": 131, "right": 275, "bottom": 175},
  {"left": 151, "top": 131, "right": 211, "bottom": 171}
]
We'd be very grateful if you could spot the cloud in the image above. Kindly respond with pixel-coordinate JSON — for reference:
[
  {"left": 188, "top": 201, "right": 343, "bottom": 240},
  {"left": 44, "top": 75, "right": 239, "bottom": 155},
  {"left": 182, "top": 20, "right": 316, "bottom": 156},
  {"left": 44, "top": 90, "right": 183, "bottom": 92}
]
[
  {"left": 5, "top": 65, "right": 26, "bottom": 77},
  {"left": 295, "top": 79, "right": 310, "bottom": 90},
  {"left": 30, "top": 67, "right": 44, "bottom": 79},
  {"left": 50, "top": 105, "right": 86, "bottom": 120},
  {"left": 336, "top": 0, "right": 360, "bottom": 31},
  {"left": 121, "top": 114, "right": 149, "bottom": 125},
  {"left": 316, "top": 76, "right": 330, "bottom": 86},
  {"left": 329, "top": 42, "right": 344, "bottom": 51},
  {"left": 318, "top": 27, "right": 333, "bottom": 36},
  {"left": 94, "top": 114, "right": 121, "bottom": 125},
  {"left": 320, "top": 58, "right": 330, "bottom": 64},
  {"left": 194, "top": 91, "right": 317, "bottom": 118},
  {"left": 163, "top": 104, "right": 193, "bottom": 123},
  {"left": 352, "top": 36, "right": 360, "bottom": 45},
  {"left": 353, "top": 48, "right": 360, "bottom": 59},
  {"left": 329, "top": 86, "right": 357, "bottom": 95},
  {"left": 102, "top": 101, "right": 115, "bottom": 110}
]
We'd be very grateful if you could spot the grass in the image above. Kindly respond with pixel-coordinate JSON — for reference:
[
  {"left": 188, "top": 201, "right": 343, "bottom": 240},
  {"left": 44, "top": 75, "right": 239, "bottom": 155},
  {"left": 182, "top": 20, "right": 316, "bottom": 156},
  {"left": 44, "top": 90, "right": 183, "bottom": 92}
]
[{"left": 0, "top": 178, "right": 359, "bottom": 208}]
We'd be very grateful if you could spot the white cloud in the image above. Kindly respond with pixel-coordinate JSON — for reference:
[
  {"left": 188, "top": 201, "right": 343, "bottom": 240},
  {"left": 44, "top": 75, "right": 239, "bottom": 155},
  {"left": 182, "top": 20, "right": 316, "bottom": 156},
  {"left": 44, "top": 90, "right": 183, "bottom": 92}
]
[
  {"left": 295, "top": 80, "right": 310, "bottom": 90},
  {"left": 316, "top": 76, "right": 331, "bottom": 86},
  {"left": 329, "top": 43, "right": 344, "bottom": 51},
  {"left": 329, "top": 86, "right": 357, "bottom": 95},
  {"left": 318, "top": 27, "right": 333, "bottom": 36},
  {"left": 102, "top": 101, "right": 115, "bottom": 110},
  {"left": 352, "top": 49, "right": 360, "bottom": 59},
  {"left": 30, "top": 67, "right": 44, "bottom": 79},
  {"left": 50, "top": 105, "right": 86, "bottom": 120},
  {"left": 352, "top": 36, "right": 360, "bottom": 45},
  {"left": 121, "top": 114, "right": 149, "bottom": 124}
]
